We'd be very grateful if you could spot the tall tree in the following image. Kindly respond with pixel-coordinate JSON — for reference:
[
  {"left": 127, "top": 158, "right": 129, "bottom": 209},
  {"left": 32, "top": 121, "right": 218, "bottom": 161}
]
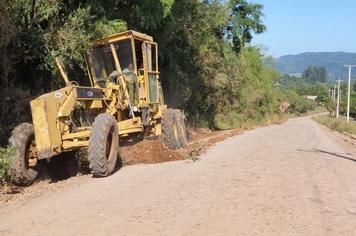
[
  {"left": 302, "top": 66, "right": 314, "bottom": 80},
  {"left": 226, "top": 0, "right": 266, "bottom": 53},
  {"left": 317, "top": 66, "right": 327, "bottom": 83},
  {"left": 302, "top": 65, "right": 328, "bottom": 83}
]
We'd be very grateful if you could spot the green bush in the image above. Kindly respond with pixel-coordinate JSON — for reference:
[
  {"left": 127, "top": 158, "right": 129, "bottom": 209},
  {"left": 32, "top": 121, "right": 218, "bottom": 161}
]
[
  {"left": 214, "top": 112, "right": 245, "bottom": 130},
  {"left": 282, "top": 90, "right": 315, "bottom": 114},
  {"left": 0, "top": 146, "right": 13, "bottom": 184}
]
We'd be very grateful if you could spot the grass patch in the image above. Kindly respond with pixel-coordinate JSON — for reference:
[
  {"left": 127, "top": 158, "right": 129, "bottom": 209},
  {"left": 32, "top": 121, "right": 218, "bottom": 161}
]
[
  {"left": 0, "top": 146, "right": 14, "bottom": 184},
  {"left": 313, "top": 115, "right": 356, "bottom": 135},
  {"left": 185, "top": 148, "right": 202, "bottom": 162}
]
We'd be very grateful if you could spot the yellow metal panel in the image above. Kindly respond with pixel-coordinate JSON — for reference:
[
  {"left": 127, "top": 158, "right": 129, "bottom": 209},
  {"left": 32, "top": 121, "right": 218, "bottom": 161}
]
[
  {"left": 131, "top": 37, "right": 138, "bottom": 73},
  {"left": 30, "top": 93, "right": 62, "bottom": 159},
  {"left": 62, "top": 140, "right": 89, "bottom": 150},
  {"left": 85, "top": 53, "right": 94, "bottom": 87},
  {"left": 58, "top": 87, "right": 75, "bottom": 117},
  {"left": 45, "top": 95, "right": 62, "bottom": 147},
  {"left": 31, "top": 98, "right": 52, "bottom": 158},
  {"left": 89, "top": 100, "right": 103, "bottom": 109},
  {"left": 94, "top": 30, "right": 153, "bottom": 45},
  {"left": 154, "top": 122, "right": 162, "bottom": 136},
  {"left": 138, "top": 75, "right": 146, "bottom": 103},
  {"left": 62, "top": 130, "right": 91, "bottom": 140},
  {"left": 142, "top": 42, "right": 149, "bottom": 102},
  {"left": 131, "top": 31, "right": 154, "bottom": 41},
  {"left": 118, "top": 117, "right": 144, "bottom": 135}
]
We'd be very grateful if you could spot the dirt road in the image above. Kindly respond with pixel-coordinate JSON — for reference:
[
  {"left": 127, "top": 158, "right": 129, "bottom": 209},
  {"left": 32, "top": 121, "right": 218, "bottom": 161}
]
[{"left": 1, "top": 116, "right": 356, "bottom": 235}]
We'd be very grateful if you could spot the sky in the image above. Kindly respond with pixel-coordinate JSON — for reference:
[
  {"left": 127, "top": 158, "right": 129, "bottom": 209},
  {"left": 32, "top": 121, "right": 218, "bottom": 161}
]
[{"left": 251, "top": 0, "right": 356, "bottom": 57}]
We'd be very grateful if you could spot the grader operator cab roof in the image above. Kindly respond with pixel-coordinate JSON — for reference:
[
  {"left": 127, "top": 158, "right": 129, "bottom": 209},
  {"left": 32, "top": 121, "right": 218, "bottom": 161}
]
[{"left": 93, "top": 30, "right": 154, "bottom": 45}]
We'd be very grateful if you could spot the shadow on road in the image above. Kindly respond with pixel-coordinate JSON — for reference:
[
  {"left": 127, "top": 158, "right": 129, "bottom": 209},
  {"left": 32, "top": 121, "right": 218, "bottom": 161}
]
[{"left": 297, "top": 148, "right": 356, "bottom": 162}]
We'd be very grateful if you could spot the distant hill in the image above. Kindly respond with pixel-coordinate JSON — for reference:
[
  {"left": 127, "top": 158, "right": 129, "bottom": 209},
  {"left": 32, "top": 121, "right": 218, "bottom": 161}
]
[{"left": 276, "top": 52, "right": 356, "bottom": 80}]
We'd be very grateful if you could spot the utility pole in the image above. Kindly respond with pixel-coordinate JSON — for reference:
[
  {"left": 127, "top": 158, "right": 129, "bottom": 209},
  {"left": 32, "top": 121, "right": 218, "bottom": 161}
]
[
  {"left": 336, "top": 78, "right": 342, "bottom": 119},
  {"left": 333, "top": 84, "right": 337, "bottom": 102},
  {"left": 344, "top": 65, "right": 356, "bottom": 123},
  {"left": 331, "top": 87, "right": 335, "bottom": 116}
]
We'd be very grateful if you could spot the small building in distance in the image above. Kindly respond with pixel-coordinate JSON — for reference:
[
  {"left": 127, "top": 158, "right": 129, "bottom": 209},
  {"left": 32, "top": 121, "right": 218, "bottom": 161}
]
[{"left": 303, "top": 95, "right": 318, "bottom": 102}]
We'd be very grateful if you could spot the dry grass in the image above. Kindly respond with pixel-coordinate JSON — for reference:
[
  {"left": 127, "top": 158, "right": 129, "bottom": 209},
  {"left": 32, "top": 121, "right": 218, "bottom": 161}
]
[{"left": 313, "top": 115, "right": 356, "bottom": 135}]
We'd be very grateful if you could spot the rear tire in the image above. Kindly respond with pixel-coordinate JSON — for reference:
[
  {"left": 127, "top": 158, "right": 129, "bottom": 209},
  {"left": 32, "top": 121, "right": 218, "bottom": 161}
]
[
  {"left": 174, "top": 109, "right": 188, "bottom": 147},
  {"left": 162, "top": 109, "right": 187, "bottom": 149},
  {"left": 88, "top": 113, "right": 119, "bottom": 177},
  {"left": 8, "top": 123, "right": 38, "bottom": 186}
]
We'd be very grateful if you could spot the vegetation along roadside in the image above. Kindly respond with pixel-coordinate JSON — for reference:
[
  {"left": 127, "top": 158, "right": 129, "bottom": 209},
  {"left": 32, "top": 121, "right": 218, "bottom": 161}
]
[{"left": 313, "top": 115, "right": 356, "bottom": 136}]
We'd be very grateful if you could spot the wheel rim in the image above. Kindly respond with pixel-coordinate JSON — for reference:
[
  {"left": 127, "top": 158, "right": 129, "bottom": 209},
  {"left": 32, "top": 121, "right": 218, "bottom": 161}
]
[
  {"left": 180, "top": 121, "right": 187, "bottom": 141},
  {"left": 105, "top": 126, "right": 115, "bottom": 162},
  {"left": 25, "top": 136, "right": 37, "bottom": 169},
  {"left": 173, "top": 123, "right": 179, "bottom": 142}
]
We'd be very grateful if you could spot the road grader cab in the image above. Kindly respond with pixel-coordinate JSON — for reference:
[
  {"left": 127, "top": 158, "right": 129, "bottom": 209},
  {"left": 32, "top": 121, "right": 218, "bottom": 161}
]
[{"left": 9, "top": 31, "right": 188, "bottom": 186}]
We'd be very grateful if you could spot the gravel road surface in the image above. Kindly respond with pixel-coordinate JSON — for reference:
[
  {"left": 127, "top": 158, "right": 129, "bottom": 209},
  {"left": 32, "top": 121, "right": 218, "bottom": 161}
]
[{"left": 1, "top": 116, "right": 356, "bottom": 235}]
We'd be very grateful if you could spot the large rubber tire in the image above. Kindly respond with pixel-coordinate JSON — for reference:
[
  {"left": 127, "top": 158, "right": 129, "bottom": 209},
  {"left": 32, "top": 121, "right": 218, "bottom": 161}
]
[
  {"left": 162, "top": 109, "right": 186, "bottom": 149},
  {"left": 174, "top": 109, "right": 188, "bottom": 148},
  {"left": 88, "top": 113, "right": 119, "bottom": 177},
  {"left": 8, "top": 123, "right": 38, "bottom": 186}
]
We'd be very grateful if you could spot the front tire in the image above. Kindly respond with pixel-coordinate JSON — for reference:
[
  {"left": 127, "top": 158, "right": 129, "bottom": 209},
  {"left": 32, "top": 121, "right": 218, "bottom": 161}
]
[
  {"left": 8, "top": 123, "right": 38, "bottom": 186},
  {"left": 88, "top": 113, "right": 119, "bottom": 177}
]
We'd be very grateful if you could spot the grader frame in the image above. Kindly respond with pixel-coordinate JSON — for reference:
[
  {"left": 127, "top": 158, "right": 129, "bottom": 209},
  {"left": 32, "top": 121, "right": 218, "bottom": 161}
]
[
  {"left": 32, "top": 31, "right": 162, "bottom": 158},
  {"left": 9, "top": 31, "right": 188, "bottom": 186}
]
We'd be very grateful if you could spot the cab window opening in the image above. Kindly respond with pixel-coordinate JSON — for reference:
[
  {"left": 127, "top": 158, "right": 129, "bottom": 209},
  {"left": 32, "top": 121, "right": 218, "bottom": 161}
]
[
  {"left": 90, "top": 39, "right": 134, "bottom": 82},
  {"left": 115, "top": 39, "right": 134, "bottom": 72}
]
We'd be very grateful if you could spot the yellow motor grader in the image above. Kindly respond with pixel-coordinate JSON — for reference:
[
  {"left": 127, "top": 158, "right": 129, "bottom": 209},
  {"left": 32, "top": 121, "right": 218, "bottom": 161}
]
[{"left": 9, "top": 30, "right": 188, "bottom": 186}]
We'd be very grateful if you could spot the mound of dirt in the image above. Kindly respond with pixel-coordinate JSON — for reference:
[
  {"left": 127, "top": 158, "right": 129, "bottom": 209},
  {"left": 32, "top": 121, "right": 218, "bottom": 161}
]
[
  {"left": 120, "top": 139, "right": 184, "bottom": 165},
  {"left": 120, "top": 129, "right": 242, "bottom": 166}
]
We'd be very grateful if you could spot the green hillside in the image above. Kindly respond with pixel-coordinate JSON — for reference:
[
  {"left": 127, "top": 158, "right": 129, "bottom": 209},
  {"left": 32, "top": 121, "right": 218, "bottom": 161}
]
[{"left": 276, "top": 52, "right": 356, "bottom": 79}]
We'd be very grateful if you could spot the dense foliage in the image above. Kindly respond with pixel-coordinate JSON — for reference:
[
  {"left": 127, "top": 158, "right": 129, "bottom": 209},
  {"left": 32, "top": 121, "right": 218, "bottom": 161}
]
[
  {"left": 302, "top": 65, "right": 328, "bottom": 83},
  {"left": 0, "top": 0, "right": 310, "bottom": 145}
]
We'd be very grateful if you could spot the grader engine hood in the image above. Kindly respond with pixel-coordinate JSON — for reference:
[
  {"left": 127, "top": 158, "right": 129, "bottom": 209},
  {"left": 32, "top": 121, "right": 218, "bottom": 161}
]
[{"left": 30, "top": 86, "right": 104, "bottom": 159}]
